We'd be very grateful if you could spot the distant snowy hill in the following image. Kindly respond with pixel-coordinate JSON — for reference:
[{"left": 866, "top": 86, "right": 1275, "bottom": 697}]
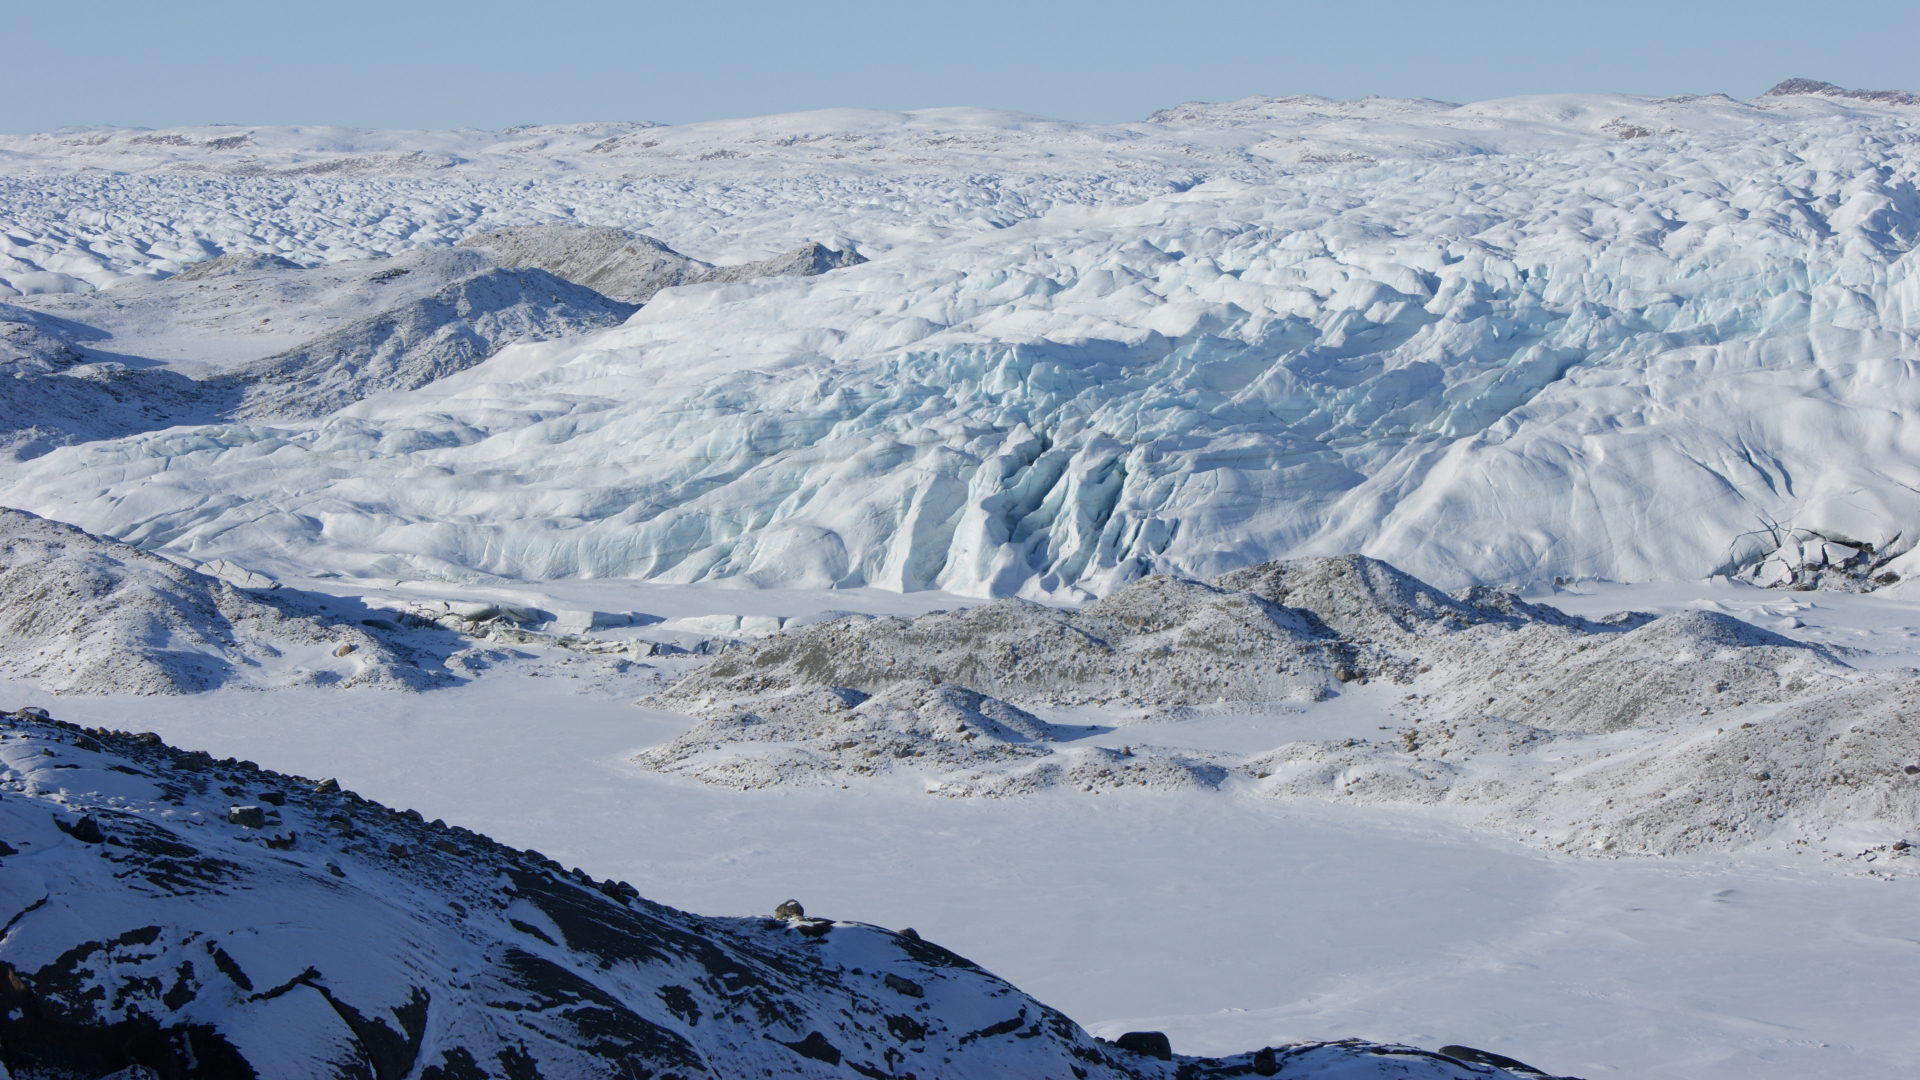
[{"left": 0, "top": 81, "right": 1916, "bottom": 595}]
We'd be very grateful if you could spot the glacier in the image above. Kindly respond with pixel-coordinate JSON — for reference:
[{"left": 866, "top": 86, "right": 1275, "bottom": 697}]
[{"left": 2, "top": 85, "right": 1917, "bottom": 598}]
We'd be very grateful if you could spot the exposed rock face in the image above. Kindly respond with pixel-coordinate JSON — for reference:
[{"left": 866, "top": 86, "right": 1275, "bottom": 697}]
[
  {"left": 0, "top": 507, "right": 443, "bottom": 694},
  {"left": 459, "top": 224, "right": 866, "bottom": 304},
  {"left": 0, "top": 710, "right": 1562, "bottom": 1079},
  {"left": 1761, "top": 79, "right": 1920, "bottom": 106}
]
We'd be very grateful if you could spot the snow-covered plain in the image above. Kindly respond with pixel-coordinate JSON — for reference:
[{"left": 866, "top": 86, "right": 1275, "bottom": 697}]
[{"left": 3, "top": 79, "right": 1919, "bottom": 1078}]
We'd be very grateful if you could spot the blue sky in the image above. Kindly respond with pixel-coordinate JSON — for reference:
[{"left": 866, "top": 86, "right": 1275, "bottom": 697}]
[{"left": 11, "top": 0, "right": 1917, "bottom": 131}]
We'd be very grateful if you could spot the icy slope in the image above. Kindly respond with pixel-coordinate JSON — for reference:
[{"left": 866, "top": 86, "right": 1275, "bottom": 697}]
[
  {"left": 0, "top": 710, "right": 1570, "bottom": 1079},
  {"left": 1, "top": 84, "right": 1917, "bottom": 593}
]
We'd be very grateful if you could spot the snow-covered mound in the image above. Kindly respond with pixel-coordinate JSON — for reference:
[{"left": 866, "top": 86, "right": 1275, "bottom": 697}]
[
  {"left": 0, "top": 709, "right": 1573, "bottom": 1079},
  {"left": 0, "top": 508, "right": 443, "bottom": 693},
  {"left": 3, "top": 85, "right": 1915, "bottom": 593}
]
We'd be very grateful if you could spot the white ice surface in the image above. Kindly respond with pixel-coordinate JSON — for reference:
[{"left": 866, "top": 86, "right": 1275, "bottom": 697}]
[{"left": 8, "top": 577, "right": 1916, "bottom": 1080}]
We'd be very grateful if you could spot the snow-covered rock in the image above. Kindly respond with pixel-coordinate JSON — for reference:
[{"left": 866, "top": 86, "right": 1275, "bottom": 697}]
[
  {"left": 214, "top": 263, "right": 637, "bottom": 420},
  {"left": 0, "top": 250, "right": 638, "bottom": 454},
  {"left": 0, "top": 508, "right": 444, "bottom": 693},
  {"left": 634, "top": 554, "right": 1916, "bottom": 855},
  {"left": 0, "top": 709, "right": 1571, "bottom": 1079},
  {"left": 1254, "top": 670, "right": 1920, "bottom": 857}
]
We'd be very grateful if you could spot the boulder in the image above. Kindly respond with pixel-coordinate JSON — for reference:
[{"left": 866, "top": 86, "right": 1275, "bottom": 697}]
[
  {"left": 56, "top": 815, "right": 105, "bottom": 844},
  {"left": 1116, "top": 1031, "right": 1172, "bottom": 1060}
]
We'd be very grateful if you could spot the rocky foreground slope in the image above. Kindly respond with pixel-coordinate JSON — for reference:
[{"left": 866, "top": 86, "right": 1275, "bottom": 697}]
[{"left": 0, "top": 709, "right": 1574, "bottom": 1078}]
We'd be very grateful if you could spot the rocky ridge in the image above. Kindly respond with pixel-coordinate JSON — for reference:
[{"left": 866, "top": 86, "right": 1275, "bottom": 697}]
[
  {"left": 458, "top": 224, "right": 867, "bottom": 304},
  {"left": 639, "top": 555, "right": 1919, "bottom": 856},
  {"left": 3, "top": 231, "right": 870, "bottom": 456},
  {"left": 0, "top": 708, "right": 1573, "bottom": 1079},
  {"left": 0, "top": 251, "right": 635, "bottom": 455}
]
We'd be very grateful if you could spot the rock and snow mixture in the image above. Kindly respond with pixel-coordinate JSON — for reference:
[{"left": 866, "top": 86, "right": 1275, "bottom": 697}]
[
  {"left": 0, "top": 710, "right": 1573, "bottom": 1079},
  {"left": 640, "top": 555, "right": 1920, "bottom": 857},
  {"left": 0, "top": 507, "right": 445, "bottom": 694},
  {"left": 2, "top": 81, "right": 1917, "bottom": 594}
]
